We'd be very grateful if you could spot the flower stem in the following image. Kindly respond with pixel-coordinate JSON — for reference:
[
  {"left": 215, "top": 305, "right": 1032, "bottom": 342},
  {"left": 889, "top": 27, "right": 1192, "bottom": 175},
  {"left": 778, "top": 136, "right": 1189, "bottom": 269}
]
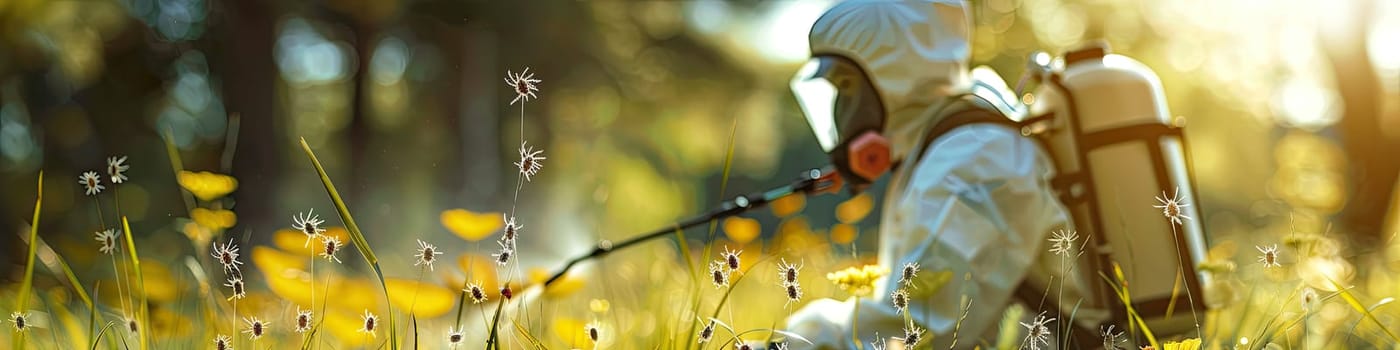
[
  {"left": 1169, "top": 223, "right": 1203, "bottom": 339},
  {"left": 852, "top": 296, "right": 863, "bottom": 350},
  {"left": 409, "top": 267, "right": 425, "bottom": 316}
]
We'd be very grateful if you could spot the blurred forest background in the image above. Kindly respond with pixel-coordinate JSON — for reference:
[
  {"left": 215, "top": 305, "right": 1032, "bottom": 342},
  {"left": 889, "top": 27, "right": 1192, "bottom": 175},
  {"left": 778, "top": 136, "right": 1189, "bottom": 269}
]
[{"left": 3, "top": 0, "right": 1400, "bottom": 346}]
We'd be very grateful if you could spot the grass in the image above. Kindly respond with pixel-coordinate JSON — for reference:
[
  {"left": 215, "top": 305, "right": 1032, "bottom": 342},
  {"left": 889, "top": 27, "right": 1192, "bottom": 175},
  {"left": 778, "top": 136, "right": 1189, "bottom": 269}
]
[
  {"left": 300, "top": 138, "right": 399, "bottom": 350},
  {"left": 4, "top": 163, "right": 1400, "bottom": 349},
  {"left": 5, "top": 125, "right": 1400, "bottom": 349}
]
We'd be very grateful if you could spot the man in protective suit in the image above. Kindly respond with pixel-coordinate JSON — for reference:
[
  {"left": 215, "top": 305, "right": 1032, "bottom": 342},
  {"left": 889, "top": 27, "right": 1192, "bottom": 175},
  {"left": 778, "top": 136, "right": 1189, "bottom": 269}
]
[{"left": 786, "top": 0, "right": 1100, "bottom": 348}]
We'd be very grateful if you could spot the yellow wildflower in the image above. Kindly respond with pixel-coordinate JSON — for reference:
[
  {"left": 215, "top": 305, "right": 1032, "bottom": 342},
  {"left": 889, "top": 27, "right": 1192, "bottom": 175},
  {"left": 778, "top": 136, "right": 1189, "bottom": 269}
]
[
  {"left": 177, "top": 171, "right": 238, "bottom": 201},
  {"left": 827, "top": 264, "right": 889, "bottom": 297}
]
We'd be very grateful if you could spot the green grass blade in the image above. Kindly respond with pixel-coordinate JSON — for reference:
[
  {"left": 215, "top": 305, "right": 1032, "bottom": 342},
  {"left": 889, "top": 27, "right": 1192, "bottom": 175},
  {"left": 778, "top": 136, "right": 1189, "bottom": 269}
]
[
  {"left": 29, "top": 233, "right": 97, "bottom": 348},
  {"left": 1327, "top": 277, "right": 1400, "bottom": 343},
  {"left": 299, "top": 138, "right": 398, "bottom": 349},
  {"left": 92, "top": 322, "right": 119, "bottom": 350},
  {"left": 14, "top": 171, "right": 42, "bottom": 311},
  {"left": 12, "top": 172, "right": 42, "bottom": 350},
  {"left": 120, "top": 217, "right": 149, "bottom": 350},
  {"left": 486, "top": 297, "right": 505, "bottom": 349},
  {"left": 511, "top": 319, "right": 546, "bottom": 349},
  {"left": 685, "top": 118, "right": 741, "bottom": 348},
  {"left": 1099, "top": 266, "right": 1160, "bottom": 350}
]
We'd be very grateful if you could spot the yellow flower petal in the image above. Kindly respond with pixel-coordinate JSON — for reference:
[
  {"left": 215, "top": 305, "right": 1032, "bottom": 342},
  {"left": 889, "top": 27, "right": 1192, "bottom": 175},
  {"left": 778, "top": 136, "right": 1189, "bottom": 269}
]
[
  {"left": 182, "top": 222, "right": 214, "bottom": 249},
  {"left": 191, "top": 208, "right": 237, "bottom": 230},
  {"left": 1163, "top": 338, "right": 1202, "bottom": 350},
  {"left": 273, "top": 227, "right": 351, "bottom": 257},
  {"left": 529, "top": 267, "right": 584, "bottom": 299},
  {"left": 385, "top": 278, "right": 456, "bottom": 318},
  {"left": 132, "top": 257, "right": 180, "bottom": 303},
  {"left": 551, "top": 316, "right": 587, "bottom": 348},
  {"left": 332, "top": 279, "right": 386, "bottom": 312},
  {"left": 177, "top": 171, "right": 238, "bottom": 201},
  {"left": 831, "top": 223, "right": 859, "bottom": 245},
  {"left": 456, "top": 254, "right": 500, "bottom": 291},
  {"left": 835, "top": 193, "right": 874, "bottom": 223},
  {"left": 324, "top": 309, "right": 378, "bottom": 346},
  {"left": 253, "top": 245, "right": 308, "bottom": 274},
  {"left": 770, "top": 194, "right": 806, "bottom": 218},
  {"left": 441, "top": 209, "right": 503, "bottom": 241},
  {"left": 723, "top": 217, "right": 761, "bottom": 244}
]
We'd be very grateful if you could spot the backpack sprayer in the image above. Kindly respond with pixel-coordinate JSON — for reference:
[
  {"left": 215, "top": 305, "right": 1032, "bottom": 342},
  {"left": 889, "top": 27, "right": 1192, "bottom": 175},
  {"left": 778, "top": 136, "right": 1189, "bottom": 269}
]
[{"left": 1017, "top": 41, "right": 1211, "bottom": 337}]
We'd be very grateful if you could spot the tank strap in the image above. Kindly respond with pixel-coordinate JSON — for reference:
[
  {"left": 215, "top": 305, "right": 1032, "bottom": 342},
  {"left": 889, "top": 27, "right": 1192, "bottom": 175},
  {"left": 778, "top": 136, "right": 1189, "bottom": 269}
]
[{"left": 911, "top": 94, "right": 1022, "bottom": 164}]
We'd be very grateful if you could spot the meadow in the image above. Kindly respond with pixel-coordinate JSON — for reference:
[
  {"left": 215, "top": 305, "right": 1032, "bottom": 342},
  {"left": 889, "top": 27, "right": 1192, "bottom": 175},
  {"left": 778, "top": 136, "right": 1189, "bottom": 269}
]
[{"left": 3, "top": 67, "right": 1399, "bottom": 350}]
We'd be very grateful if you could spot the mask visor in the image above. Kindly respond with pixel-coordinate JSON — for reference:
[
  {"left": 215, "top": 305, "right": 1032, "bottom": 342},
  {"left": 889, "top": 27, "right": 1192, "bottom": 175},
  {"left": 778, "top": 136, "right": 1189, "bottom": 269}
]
[{"left": 791, "top": 58, "right": 840, "bottom": 152}]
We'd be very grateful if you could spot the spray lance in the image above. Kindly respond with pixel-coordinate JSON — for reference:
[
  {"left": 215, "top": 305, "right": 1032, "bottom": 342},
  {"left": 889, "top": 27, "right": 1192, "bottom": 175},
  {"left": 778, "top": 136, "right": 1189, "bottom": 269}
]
[{"left": 541, "top": 166, "right": 842, "bottom": 287}]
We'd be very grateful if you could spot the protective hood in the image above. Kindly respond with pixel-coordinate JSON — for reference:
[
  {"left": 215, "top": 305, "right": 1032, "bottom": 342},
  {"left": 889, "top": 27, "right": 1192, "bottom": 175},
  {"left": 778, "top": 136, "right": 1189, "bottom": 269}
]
[{"left": 807, "top": 0, "right": 972, "bottom": 161}]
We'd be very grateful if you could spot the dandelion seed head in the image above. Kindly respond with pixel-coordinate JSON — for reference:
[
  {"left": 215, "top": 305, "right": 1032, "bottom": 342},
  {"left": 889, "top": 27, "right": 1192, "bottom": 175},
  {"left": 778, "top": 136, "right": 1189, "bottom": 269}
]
[
  {"left": 447, "top": 326, "right": 464, "bottom": 347},
  {"left": 79, "top": 171, "right": 105, "bottom": 196},
  {"left": 212, "top": 239, "right": 243, "bottom": 273},
  {"left": 293, "top": 209, "right": 327, "bottom": 248},
  {"left": 899, "top": 262, "right": 920, "bottom": 287},
  {"left": 10, "top": 312, "right": 29, "bottom": 332},
  {"left": 225, "top": 278, "right": 246, "bottom": 300},
  {"left": 514, "top": 141, "right": 547, "bottom": 182},
  {"left": 871, "top": 337, "right": 887, "bottom": 350},
  {"left": 493, "top": 240, "right": 514, "bottom": 267},
  {"left": 242, "top": 317, "right": 267, "bottom": 340},
  {"left": 891, "top": 289, "right": 909, "bottom": 312},
  {"left": 107, "top": 156, "right": 130, "bottom": 184},
  {"left": 785, "top": 282, "right": 803, "bottom": 308},
  {"left": 585, "top": 321, "right": 600, "bottom": 343},
  {"left": 899, "top": 324, "right": 925, "bottom": 347},
  {"left": 320, "top": 235, "right": 344, "bottom": 263},
  {"left": 1154, "top": 187, "right": 1192, "bottom": 226},
  {"left": 1049, "top": 229, "right": 1079, "bottom": 256},
  {"left": 467, "top": 282, "right": 488, "bottom": 304},
  {"left": 359, "top": 310, "right": 378, "bottom": 336},
  {"left": 698, "top": 320, "right": 715, "bottom": 343},
  {"left": 95, "top": 229, "right": 121, "bottom": 255},
  {"left": 709, "top": 261, "right": 731, "bottom": 289},
  {"left": 504, "top": 67, "right": 542, "bottom": 105},
  {"left": 1301, "top": 287, "right": 1318, "bottom": 310},
  {"left": 214, "top": 335, "right": 232, "bottom": 350},
  {"left": 721, "top": 246, "right": 742, "bottom": 271},
  {"left": 1102, "top": 325, "right": 1126, "bottom": 350},
  {"left": 1020, "top": 311, "right": 1055, "bottom": 350},
  {"left": 778, "top": 259, "right": 802, "bottom": 285},
  {"left": 295, "top": 309, "right": 313, "bottom": 333},
  {"left": 1257, "top": 244, "right": 1281, "bottom": 268},
  {"left": 502, "top": 215, "right": 522, "bottom": 242},
  {"left": 414, "top": 239, "right": 444, "bottom": 270}
]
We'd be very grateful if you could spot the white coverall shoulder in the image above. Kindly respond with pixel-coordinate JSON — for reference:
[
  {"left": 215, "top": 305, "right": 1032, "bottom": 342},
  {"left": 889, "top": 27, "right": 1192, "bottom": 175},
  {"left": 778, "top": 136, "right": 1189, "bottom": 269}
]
[{"left": 787, "top": 1, "right": 1087, "bottom": 348}]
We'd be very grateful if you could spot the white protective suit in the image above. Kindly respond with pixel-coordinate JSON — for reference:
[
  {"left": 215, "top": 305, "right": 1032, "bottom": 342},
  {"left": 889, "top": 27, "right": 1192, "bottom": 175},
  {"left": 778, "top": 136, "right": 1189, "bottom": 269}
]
[{"left": 786, "top": 1, "right": 1094, "bottom": 348}]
